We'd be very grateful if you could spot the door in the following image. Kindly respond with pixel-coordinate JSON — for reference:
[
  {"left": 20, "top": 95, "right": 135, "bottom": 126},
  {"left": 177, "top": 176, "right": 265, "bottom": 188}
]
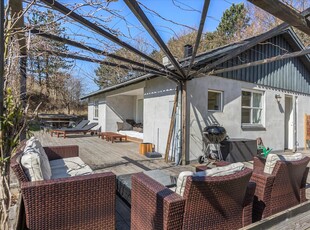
[{"left": 285, "top": 96, "right": 293, "bottom": 149}]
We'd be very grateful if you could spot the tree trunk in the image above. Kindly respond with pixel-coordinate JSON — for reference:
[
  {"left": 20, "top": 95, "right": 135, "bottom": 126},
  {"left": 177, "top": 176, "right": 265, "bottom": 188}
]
[{"left": 0, "top": 174, "right": 11, "bottom": 230}]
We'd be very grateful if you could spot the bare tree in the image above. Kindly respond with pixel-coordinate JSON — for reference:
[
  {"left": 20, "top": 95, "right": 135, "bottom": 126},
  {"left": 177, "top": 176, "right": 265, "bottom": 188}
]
[{"left": 0, "top": 1, "right": 35, "bottom": 229}]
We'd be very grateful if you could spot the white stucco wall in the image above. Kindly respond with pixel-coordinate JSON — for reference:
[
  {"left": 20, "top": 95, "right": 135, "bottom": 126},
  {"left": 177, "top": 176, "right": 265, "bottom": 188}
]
[
  {"left": 143, "top": 77, "right": 177, "bottom": 153},
  {"left": 187, "top": 75, "right": 310, "bottom": 161},
  {"left": 87, "top": 82, "right": 145, "bottom": 132},
  {"left": 106, "top": 95, "right": 135, "bottom": 131},
  {"left": 86, "top": 74, "right": 310, "bottom": 161},
  {"left": 87, "top": 95, "right": 106, "bottom": 131}
]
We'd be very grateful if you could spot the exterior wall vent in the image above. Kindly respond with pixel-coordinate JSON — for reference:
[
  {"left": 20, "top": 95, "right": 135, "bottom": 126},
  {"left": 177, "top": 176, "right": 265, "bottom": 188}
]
[{"left": 162, "top": 56, "right": 178, "bottom": 66}]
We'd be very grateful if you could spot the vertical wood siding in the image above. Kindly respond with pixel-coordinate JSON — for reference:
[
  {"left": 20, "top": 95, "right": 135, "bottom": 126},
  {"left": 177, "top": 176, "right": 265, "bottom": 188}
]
[{"left": 218, "top": 35, "right": 310, "bottom": 94}]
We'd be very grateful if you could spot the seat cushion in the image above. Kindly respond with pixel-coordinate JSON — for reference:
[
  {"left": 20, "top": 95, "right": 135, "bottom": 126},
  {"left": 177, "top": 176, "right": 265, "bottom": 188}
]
[
  {"left": 195, "top": 162, "right": 245, "bottom": 177},
  {"left": 264, "top": 153, "right": 304, "bottom": 174},
  {"left": 49, "top": 157, "right": 93, "bottom": 179},
  {"left": 21, "top": 137, "right": 52, "bottom": 181},
  {"left": 175, "top": 162, "right": 245, "bottom": 196}
]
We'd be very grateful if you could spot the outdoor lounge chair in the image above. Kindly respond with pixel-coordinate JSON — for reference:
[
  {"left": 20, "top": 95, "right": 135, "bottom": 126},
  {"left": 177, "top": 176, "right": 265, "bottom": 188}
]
[
  {"left": 11, "top": 140, "right": 116, "bottom": 229},
  {"left": 51, "top": 122, "right": 98, "bottom": 138},
  {"left": 68, "top": 119, "right": 90, "bottom": 129},
  {"left": 51, "top": 119, "right": 89, "bottom": 132},
  {"left": 131, "top": 167, "right": 255, "bottom": 230},
  {"left": 250, "top": 154, "right": 310, "bottom": 222}
]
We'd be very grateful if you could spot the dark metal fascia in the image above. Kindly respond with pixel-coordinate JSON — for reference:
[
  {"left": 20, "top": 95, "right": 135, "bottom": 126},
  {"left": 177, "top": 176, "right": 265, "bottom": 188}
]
[
  {"left": 124, "top": 0, "right": 186, "bottom": 79},
  {"left": 39, "top": 0, "right": 174, "bottom": 74},
  {"left": 189, "top": 7, "right": 310, "bottom": 78},
  {"left": 248, "top": 1, "right": 310, "bottom": 35},
  {"left": 185, "top": 0, "right": 211, "bottom": 78},
  {"left": 41, "top": 49, "right": 164, "bottom": 76},
  {"left": 30, "top": 28, "right": 167, "bottom": 74}
]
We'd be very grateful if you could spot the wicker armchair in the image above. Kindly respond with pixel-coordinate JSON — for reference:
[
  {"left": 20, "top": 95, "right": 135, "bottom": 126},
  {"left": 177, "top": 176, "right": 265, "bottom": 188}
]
[
  {"left": 251, "top": 156, "right": 310, "bottom": 222},
  {"left": 11, "top": 144, "right": 116, "bottom": 230},
  {"left": 131, "top": 168, "right": 255, "bottom": 230}
]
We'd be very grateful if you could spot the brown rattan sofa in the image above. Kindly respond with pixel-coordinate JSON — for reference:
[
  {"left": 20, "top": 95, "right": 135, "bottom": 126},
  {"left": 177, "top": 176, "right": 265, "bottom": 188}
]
[
  {"left": 11, "top": 142, "right": 116, "bottom": 230},
  {"left": 131, "top": 168, "right": 255, "bottom": 230},
  {"left": 250, "top": 155, "right": 310, "bottom": 222}
]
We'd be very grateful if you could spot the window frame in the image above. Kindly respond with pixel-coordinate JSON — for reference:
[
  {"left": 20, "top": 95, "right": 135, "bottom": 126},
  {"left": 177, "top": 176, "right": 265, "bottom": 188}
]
[
  {"left": 93, "top": 101, "right": 99, "bottom": 119},
  {"left": 241, "top": 89, "right": 264, "bottom": 127},
  {"left": 208, "top": 90, "right": 223, "bottom": 112}
]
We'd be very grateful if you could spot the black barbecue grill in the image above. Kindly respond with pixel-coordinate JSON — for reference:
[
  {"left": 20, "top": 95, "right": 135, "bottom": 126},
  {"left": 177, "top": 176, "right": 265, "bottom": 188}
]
[
  {"left": 198, "top": 124, "right": 227, "bottom": 163},
  {"left": 203, "top": 125, "right": 227, "bottom": 143}
]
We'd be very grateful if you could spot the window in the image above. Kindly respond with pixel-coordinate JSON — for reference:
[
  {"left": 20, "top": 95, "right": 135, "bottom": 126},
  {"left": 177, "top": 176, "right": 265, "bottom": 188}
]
[
  {"left": 208, "top": 90, "right": 223, "bottom": 111},
  {"left": 94, "top": 101, "right": 99, "bottom": 119},
  {"left": 241, "top": 90, "right": 263, "bottom": 125}
]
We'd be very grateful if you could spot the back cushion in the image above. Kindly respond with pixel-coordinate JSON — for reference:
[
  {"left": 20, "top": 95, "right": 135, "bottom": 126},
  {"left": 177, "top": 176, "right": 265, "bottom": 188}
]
[
  {"left": 196, "top": 162, "right": 245, "bottom": 177},
  {"left": 175, "top": 171, "right": 194, "bottom": 196},
  {"left": 21, "top": 137, "right": 52, "bottom": 181},
  {"left": 175, "top": 163, "right": 245, "bottom": 196},
  {"left": 116, "top": 122, "right": 124, "bottom": 131},
  {"left": 264, "top": 153, "right": 303, "bottom": 174},
  {"left": 20, "top": 150, "right": 42, "bottom": 181}
]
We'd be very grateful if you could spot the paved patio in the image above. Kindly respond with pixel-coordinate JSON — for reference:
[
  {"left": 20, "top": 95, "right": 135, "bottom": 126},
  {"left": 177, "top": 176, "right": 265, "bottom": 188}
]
[{"left": 14, "top": 132, "right": 310, "bottom": 229}]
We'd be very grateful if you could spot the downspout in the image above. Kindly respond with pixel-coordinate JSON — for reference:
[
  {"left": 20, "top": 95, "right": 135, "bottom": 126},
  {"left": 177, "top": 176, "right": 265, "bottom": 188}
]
[
  {"left": 176, "top": 82, "right": 182, "bottom": 164},
  {"left": 293, "top": 95, "right": 298, "bottom": 152}
]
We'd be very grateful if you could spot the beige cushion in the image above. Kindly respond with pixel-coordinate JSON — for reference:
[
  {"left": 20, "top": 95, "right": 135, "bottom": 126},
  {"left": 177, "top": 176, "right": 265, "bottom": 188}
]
[
  {"left": 21, "top": 137, "right": 52, "bottom": 181},
  {"left": 196, "top": 162, "right": 245, "bottom": 177},
  {"left": 122, "top": 122, "right": 133, "bottom": 130},
  {"left": 264, "top": 153, "right": 304, "bottom": 174},
  {"left": 116, "top": 122, "right": 123, "bottom": 131},
  {"left": 21, "top": 150, "right": 42, "bottom": 181},
  {"left": 175, "top": 163, "right": 245, "bottom": 196},
  {"left": 175, "top": 171, "right": 194, "bottom": 196},
  {"left": 49, "top": 157, "right": 93, "bottom": 179}
]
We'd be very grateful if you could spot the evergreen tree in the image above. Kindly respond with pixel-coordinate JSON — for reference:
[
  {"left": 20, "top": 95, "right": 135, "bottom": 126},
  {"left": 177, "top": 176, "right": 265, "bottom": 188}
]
[
  {"left": 217, "top": 3, "right": 250, "bottom": 43},
  {"left": 27, "top": 10, "right": 72, "bottom": 95}
]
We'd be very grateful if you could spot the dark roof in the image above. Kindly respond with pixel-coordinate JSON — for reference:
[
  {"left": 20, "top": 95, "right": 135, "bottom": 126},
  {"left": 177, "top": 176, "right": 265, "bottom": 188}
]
[{"left": 81, "top": 28, "right": 310, "bottom": 100}]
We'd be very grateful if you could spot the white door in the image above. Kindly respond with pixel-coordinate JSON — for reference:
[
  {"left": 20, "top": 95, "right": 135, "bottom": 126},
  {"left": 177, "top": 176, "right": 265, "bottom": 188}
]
[{"left": 285, "top": 96, "right": 293, "bottom": 149}]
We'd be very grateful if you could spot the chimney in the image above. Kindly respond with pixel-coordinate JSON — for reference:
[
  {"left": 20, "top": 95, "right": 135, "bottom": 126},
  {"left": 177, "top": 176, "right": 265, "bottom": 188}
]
[{"left": 184, "top": 44, "right": 193, "bottom": 58}]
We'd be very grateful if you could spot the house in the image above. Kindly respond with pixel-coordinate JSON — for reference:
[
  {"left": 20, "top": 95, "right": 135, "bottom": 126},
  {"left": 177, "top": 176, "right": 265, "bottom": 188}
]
[{"left": 81, "top": 28, "right": 310, "bottom": 163}]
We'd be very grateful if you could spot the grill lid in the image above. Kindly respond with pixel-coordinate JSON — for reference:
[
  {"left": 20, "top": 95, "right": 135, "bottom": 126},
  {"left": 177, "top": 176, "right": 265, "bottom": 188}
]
[{"left": 203, "top": 124, "right": 227, "bottom": 143}]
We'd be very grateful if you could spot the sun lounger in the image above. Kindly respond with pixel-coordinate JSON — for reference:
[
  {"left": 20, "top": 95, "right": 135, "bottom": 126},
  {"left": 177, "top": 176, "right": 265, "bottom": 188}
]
[
  {"left": 49, "top": 120, "right": 90, "bottom": 135},
  {"left": 58, "top": 119, "right": 90, "bottom": 131},
  {"left": 51, "top": 122, "right": 99, "bottom": 138}
]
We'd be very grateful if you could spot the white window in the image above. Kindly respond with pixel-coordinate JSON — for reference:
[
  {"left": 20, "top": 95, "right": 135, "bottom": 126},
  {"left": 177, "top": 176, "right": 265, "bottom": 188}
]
[
  {"left": 241, "top": 90, "right": 263, "bottom": 125},
  {"left": 94, "top": 101, "right": 99, "bottom": 119},
  {"left": 208, "top": 90, "right": 223, "bottom": 111}
]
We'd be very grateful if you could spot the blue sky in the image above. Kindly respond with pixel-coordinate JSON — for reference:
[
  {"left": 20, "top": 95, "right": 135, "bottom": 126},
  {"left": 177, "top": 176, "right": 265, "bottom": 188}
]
[{"left": 33, "top": 0, "right": 246, "bottom": 94}]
